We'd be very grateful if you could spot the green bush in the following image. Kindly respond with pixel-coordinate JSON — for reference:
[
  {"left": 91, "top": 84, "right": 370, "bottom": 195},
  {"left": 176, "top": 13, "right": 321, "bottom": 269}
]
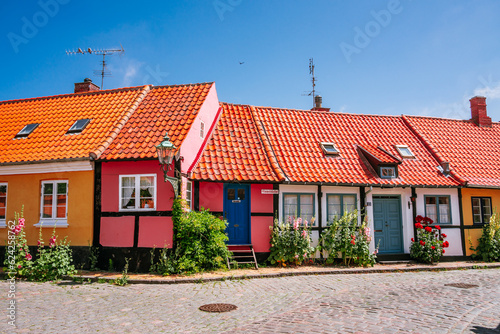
[
  {"left": 318, "top": 210, "right": 377, "bottom": 267},
  {"left": 149, "top": 245, "right": 176, "bottom": 275},
  {"left": 410, "top": 215, "right": 448, "bottom": 264},
  {"left": 470, "top": 213, "right": 500, "bottom": 262},
  {"left": 268, "top": 217, "right": 314, "bottom": 266}
]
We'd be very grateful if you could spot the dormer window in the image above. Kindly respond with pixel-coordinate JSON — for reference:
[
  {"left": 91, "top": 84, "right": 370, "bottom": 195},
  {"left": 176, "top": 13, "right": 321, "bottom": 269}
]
[
  {"left": 395, "top": 145, "right": 415, "bottom": 159},
  {"left": 15, "top": 123, "right": 39, "bottom": 138},
  {"left": 67, "top": 119, "right": 91, "bottom": 134},
  {"left": 320, "top": 142, "right": 340, "bottom": 156},
  {"left": 380, "top": 166, "right": 396, "bottom": 179}
]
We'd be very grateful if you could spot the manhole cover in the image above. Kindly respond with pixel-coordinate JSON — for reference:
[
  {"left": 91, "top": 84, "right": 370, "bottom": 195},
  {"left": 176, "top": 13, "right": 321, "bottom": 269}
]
[
  {"left": 444, "top": 283, "right": 479, "bottom": 289},
  {"left": 199, "top": 303, "right": 238, "bottom": 313}
]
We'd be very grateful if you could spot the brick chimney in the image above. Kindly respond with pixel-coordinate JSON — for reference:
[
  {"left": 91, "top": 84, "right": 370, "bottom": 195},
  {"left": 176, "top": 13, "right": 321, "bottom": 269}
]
[
  {"left": 74, "top": 78, "right": 100, "bottom": 94},
  {"left": 470, "top": 96, "right": 492, "bottom": 127},
  {"left": 311, "top": 95, "right": 331, "bottom": 112}
]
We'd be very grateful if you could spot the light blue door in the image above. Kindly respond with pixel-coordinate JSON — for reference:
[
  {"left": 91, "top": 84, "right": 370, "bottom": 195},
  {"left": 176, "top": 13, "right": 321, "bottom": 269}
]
[
  {"left": 373, "top": 196, "right": 403, "bottom": 253},
  {"left": 223, "top": 184, "right": 250, "bottom": 244}
]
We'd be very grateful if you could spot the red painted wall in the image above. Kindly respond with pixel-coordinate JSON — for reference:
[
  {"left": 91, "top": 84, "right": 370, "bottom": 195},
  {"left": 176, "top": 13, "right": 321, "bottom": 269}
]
[
  {"left": 138, "top": 216, "right": 173, "bottom": 248},
  {"left": 251, "top": 216, "right": 273, "bottom": 252},
  {"left": 251, "top": 184, "right": 274, "bottom": 213},
  {"left": 101, "top": 160, "right": 175, "bottom": 212},
  {"left": 100, "top": 216, "right": 135, "bottom": 247},
  {"left": 199, "top": 182, "right": 223, "bottom": 211}
]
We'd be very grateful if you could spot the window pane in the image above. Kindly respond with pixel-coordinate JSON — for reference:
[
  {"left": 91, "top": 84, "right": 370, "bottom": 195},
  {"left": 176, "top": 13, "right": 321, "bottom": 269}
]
[
  {"left": 327, "top": 195, "right": 341, "bottom": 222},
  {"left": 43, "top": 183, "right": 53, "bottom": 195},
  {"left": 425, "top": 197, "right": 437, "bottom": 223},
  {"left": 122, "top": 197, "right": 135, "bottom": 209},
  {"left": 140, "top": 176, "right": 154, "bottom": 187},
  {"left": 122, "top": 177, "right": 135, "bottom": 187},
  {"left": 238, "top": 189, "right": 245, "bottom": 200},
  {"left": 0, "top": 196, "right": 6, "bottom": 207},
  {"left": 56, "top": 205, "right": 66, "bottom": 218},
  {"left": 228, "top": 189, "right": 235, "bottom": 200},
  {"left": 43, "top": 194, "right": 53, "bottom": 206},
  {"left": 0, "top": 185, "right": 6, "bottom": 194},
  {"left": 0, "top": 208, "right": 5, "bottom": 219},
  {"left": 438, "top": 197, "right": 450, "bottom": 224},
  {"left": 300, "top": 194, "right": 314, "bottom": 223},
  {"left": 284, "top": 194, "right": 298, "bottom": 220},
  {"left": 343, "top": 195, "right": 356, "bottom": 213},
  {"left": 140, "top": 198, "right": 155, "bottom": 209},
  {"left": 43, "top": 205, "right": 52, "bottom": 218},
  {"left": 57, "top": 182, "right": 67, "bottom": 194},
  {"left": 483, "top": 198, "right": 492, "bottom": 222}
]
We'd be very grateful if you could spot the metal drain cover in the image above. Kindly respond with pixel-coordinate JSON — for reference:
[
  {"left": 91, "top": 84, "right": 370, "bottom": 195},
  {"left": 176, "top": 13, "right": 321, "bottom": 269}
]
[
  {"left": 445, "top": 283, "right": 479, "bottom": 289},
  {"left": 199, "top": 303, "right": 238, "bottom": 313}
]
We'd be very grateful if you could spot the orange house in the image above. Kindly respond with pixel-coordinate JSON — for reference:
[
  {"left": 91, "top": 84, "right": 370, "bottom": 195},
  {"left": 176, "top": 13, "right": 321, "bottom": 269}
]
[{"left": 0, "top": 79, "right": 150, "bottom": 247}]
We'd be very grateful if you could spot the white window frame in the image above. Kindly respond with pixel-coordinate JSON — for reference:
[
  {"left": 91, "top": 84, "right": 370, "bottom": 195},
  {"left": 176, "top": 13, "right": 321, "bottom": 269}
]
[
  {"left": 395, "top": 145, "right": 415, "bottom": 159},
  {"left": 320, "top": 142, "right": 340, "bottom": 156},
  {"left": 0, "top": 183, "right": 7, "bottom": 228},
  {"left": 380, "top": 166, "right": 396, "bottom": 179},
  {"left": 186, "top": 180, "right": 193, "bottom": 210},
  {"left": 119, "top": 174, "right": 157, "bottom": 211},
  {"left": 35, "top": 180, "right": 69, "bottom": 228}
]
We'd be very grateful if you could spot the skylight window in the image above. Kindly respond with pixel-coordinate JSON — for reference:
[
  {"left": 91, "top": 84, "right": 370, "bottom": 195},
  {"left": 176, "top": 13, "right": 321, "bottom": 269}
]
[
  {"left": 15, "top": 123, "right": 39, "bottom": 138},
  {"left": 67, "top": 119, "right": 91, "bottom": 134},
  {"left": 395, "top": 145, "right": 415, "bottom": 159},
  {"left": 320, "top": 142, "right": 340, "bottom": 156}
]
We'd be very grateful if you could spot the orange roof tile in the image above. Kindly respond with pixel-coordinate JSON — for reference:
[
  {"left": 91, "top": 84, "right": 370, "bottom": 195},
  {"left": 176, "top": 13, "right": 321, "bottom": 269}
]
[
  {"left": 0, "top": 86, "right": 149, "bottom": 164},
  {"left": 251, "top": 107, "right": 459, "bottom": 186},
  {"left": 100, "top": 83, "right": 214, "bottom": 160},
  {"left": 403, "top": 115, "right": 500, "bottom": 187},
  {"left": 191, "top": 103, "right": 282, "bottom": 182}
]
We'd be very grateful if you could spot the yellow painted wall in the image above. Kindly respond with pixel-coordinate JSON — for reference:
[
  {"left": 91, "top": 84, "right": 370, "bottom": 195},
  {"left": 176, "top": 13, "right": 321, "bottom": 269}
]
[
  {"left": 0, "top": 171, "right": 94, "bottom": 246},
  {"left": 461, "top": 188, "right": 500, "bottom": 256}
]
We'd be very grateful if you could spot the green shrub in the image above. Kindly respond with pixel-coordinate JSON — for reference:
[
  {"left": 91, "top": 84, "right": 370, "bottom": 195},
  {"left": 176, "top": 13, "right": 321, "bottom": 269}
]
[
  {"left": 410, "top": 215, "right": 448, "bottom": 264},
  {"left": 268, "top": 217, "right": 314, "bottom": 266},
  {"left": 318, "top": 210, "right": 377, "bottom": 267},
  {"left": 149, "top": 245, "right": 176, "bottom": 275},
  {"left": 470, "top": 212, "right": 500, "bottom": 262},
  {"left": 115, "top": 258, "right": 130, "bottom": 286}
]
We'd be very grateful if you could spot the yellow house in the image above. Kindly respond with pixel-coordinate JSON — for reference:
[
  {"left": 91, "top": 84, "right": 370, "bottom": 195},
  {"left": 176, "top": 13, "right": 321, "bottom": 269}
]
[
  {"left": 0, "top": 79, "right": 150, "bottom": 247},
  {"left": 404, "top": 96, "right": 500, "bottom": 256}
]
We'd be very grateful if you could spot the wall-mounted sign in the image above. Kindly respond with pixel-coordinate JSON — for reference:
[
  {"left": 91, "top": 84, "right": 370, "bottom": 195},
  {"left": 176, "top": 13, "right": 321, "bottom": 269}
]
[
  {"left": 261, "top": 189, "right": 279, "bottom": 195},
  {"left": 232, "top": 200, "right": 241, "bottom": 203}
]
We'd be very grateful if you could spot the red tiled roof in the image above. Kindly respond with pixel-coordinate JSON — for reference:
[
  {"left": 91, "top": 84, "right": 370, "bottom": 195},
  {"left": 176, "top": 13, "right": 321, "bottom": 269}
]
[
  {"left": 358, "top": 144, "right": 401, "bottom": 164},
  {"left": 403, "top": 115, "right": 500, "bottom": 187},
  {"left": 251, "top": 107, "right": 459, "bottom": 186},
  {"left": 0, "top": 86, "right": 149, "bottom": 164},
  {"left": 191, "top": 103, "right": 282, "bottom": 182},
  {"left": 100, "top": 83, "right": 214, "bottom": 160}
]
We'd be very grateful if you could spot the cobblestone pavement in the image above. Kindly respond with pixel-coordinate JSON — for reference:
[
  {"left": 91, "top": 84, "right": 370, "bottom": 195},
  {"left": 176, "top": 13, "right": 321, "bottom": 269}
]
[{"left": 1, "top": 269, "right": 499, "bottom": 333}]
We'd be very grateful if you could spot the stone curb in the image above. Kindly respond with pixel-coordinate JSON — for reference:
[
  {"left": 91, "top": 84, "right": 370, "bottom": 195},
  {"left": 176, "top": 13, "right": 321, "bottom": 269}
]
[{"left": 3, "top": 263, "right": 499, "bottom": 285}]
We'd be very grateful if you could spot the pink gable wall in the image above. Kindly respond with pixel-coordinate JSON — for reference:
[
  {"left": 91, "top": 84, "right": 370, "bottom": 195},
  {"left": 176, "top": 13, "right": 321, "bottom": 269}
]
[
  {"left": 138, "top": 216, "right": 173, "bottom": 248},
  {"left": 100, "top": 216, "right": 135, "bottom": 247},
  {"left": 180, "top": 84, "right": 220, "bottom": 174},
  {"left": 101, "top": 160, "right": 175, "bottom": 212},
  {"left": 199, "top": 182, "right": 223, "bottom": 211}
]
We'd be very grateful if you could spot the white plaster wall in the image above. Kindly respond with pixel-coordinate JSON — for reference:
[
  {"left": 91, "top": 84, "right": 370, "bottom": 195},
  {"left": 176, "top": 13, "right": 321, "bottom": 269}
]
[
  {"left": 415, "top": 188, "right": 462, "bottom": 256},
  {"left": 364, "top": 187, "right": 413, "bottom": 253}
]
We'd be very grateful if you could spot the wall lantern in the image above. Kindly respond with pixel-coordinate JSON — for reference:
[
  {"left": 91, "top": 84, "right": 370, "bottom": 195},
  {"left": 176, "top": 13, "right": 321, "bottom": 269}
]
[{"left": 156, "top": 134, "right": 181, "bottom": 197}]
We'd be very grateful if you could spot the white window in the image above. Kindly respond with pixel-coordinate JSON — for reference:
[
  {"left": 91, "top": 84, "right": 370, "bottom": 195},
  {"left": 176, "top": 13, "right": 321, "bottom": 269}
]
[
  {"left": 320, "top": 142, "right": 340, "bottom": 156},
  {"left": 200, "top": 121, "right": 205, "bottom": 138},
  {"left": 120, "top": 175, "right": 156, "bottom": 211},
  {"left": 0, "top": 183, "right": 7, "bottom": 228},
  {"left": 327, "top": 194, "right": 356, "bottom": 223},
  {"left": 380, "top": 166, "right": 396, "bottom": 179},
  {"left": 36, "top": 180, "right": 68, "bottom": 227},
  {"left": 283, "top": 193, "right": 315, "bottom": 224},
  {"left": 395, "top": 145, "right": 415, "bottom": 159},
  {"left": 186, "top": 181, "right": 193, "bottom": 210}
]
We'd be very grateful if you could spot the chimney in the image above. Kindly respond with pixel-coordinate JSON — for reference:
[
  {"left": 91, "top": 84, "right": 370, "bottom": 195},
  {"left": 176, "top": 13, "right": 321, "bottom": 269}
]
[
  {"left": 311, "top": 95, "right": 330, "bottom": 111},
  {"left": 470, "top": 96, "right": 492, "bottom": 127},
  {"left": 74, "top": 78, "right": 100, "bottom": 94}
]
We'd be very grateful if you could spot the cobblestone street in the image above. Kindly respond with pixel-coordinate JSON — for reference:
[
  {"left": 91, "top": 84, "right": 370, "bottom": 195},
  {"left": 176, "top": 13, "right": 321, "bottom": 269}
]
[{"left": 1, "top": 268, "right": 499, "bottom": 333}]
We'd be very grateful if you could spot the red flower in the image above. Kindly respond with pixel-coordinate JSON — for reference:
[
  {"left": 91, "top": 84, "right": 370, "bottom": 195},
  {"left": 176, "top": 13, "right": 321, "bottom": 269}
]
[
  {"left": 443, "top": 241, "right": 449, "bottom": 248},
  {"left": 423, "top": 217, "right": 434, "bottom": 224},
  {"left": 425, "top": 226, "right": 432, "bottom": 233},
  {"left": 442, "top": 233, "right": 447, "bottom": 238},
  {"left": 350, "top": 240, "right": 355, "bottom": 245},
  {"left": 442, "top": 249, "right": 445, "bottom": 254},
  {"left": 435, "top": 225, "right": 441, "bottom": 231},
  {"left": 420, "top": 240, "right": 425, "bottom": 246},
  {"left": 411, "top": 238, "right": 414, "bottom": 242},
  {"left": 415, "top": 223, "right": 423, "bottom": 229},
  {"left": 415, "top": 215, "right": 424, "bottom": 223},
  {"left": 431, "top": 246, "right": 435, "bottom": 250}
]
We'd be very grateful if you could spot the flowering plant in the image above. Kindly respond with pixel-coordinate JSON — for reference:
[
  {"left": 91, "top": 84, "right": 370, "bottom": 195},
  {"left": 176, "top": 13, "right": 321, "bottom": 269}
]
[
  {"left": 470, "top": 212, "right": 500, "bottom": 262},
  {"left": 410, "top": 215, "right": 449, "bottom": 263},
  {"left": 318, "top": 210, "right": 377, "bottom": 267},
  {"left": 4, "top": 210, "right": 33, "bottom": 277},
  {"left": 268, "top": 217, "right": 314, "bottom": 266}
]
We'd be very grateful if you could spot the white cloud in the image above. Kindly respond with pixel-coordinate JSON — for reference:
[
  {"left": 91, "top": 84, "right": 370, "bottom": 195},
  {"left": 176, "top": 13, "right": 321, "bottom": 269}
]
[
  {"left": 121, "top": 59, "right": 144, "bottom": 87},
  {"left": 474, "top": 82, "right": 500, "bottom": 99}
]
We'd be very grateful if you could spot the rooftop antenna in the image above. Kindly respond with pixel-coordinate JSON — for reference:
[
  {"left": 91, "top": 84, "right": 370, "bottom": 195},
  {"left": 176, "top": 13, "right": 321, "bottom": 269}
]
[
  {"left": 66, "top": 45, "right": 125, "bottom": 89},
  {"left": 302, "top": 58, "right": 317, "bottom": 108}
]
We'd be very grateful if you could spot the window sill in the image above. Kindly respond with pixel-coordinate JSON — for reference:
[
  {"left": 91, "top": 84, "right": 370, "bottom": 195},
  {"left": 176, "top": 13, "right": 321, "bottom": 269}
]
[
  {"left": 0, "top": 220, "right": 6, "bottom": 228},
  {"left": 34, "top": 220, "right": 69, "bottom": 228},
  {"left": 119, "top": 208, "right": 157, "bottom": 212}
]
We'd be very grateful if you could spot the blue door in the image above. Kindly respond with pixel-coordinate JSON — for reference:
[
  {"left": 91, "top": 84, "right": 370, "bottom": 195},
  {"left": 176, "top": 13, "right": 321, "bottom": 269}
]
[
  {"left": 223, "top": 184, "right": 250, "bottom": 244},
  {"left": 373, "top": 196, "right": 403, "bottom": 253}
]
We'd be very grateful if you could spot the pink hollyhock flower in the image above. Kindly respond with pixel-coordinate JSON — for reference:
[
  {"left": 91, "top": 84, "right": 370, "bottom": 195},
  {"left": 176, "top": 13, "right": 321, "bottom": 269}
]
[
  {"left": 25, "top": 254, "right": 32, "bottom": 261},
  {"left": 293, "top": 221, "right": 299, "bottom": 230},
  {"left": 304, "top": 220, "right": 308, "bottom": 227},
  {"left": 303, "top": 253, "right": 307, "bottom": 258},
  {"left": 295, "top": 254, "right": 299, "bottom": 259},
  {"left": 287, "top": 216, "right": 292, "bottom": 223},
  {"left": 297, "top": 217, "right": 302, "bottom": 224},
  {"left": 49, "top": 237, "right": 56, "bottom": 247},
  {"left": 18, "top": 265, "right": 22, "bottom": 269},
  {"left": 373, "top": 249, "right": 378, "bottom": 255},
  {"left": 18, "top": 218, "right": 25, "bottom": 225},
  {"left": 301, "top": 230, "right": 307, "bottom": 238},
  {"left": 37, "top": 240, "right": 41, "bottom": 246},
  {"left": 364, "top": 227, "right": 370, "bottom": 236}
]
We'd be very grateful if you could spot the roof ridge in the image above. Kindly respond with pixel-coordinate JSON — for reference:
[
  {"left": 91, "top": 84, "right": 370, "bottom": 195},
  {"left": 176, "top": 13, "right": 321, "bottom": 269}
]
[
  {"left": 91, "top": 85, "right": 152, "bottom": 160},
  {"left": 150, "top": 82, "right": 214, "bottom": 90},
  {"left": 0, "top": 85, "right": 148, "bottom": 106},
  {"left": 249, "top": 106, "right": 286, "bottom": 181},
  {"left": 401, "top": 115, "right": 466, "bottom": 185},
  {"left": 403, "top": 114, "right": 499, "bottom": 124}
]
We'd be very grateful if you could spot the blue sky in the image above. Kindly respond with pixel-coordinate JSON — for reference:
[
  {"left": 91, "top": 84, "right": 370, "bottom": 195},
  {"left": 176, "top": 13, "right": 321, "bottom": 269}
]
[{"left": 2, "top": 0, "right": 500, "bottom": 121}]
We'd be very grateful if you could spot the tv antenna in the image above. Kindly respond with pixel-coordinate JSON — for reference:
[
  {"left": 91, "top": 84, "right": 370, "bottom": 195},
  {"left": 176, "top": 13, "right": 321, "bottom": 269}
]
[
  {"left": 301, "top": 58, "right": 317, "bottom": 108},
  {"left": 66, "top": 45, "right": 125, "bottom": 89}
]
